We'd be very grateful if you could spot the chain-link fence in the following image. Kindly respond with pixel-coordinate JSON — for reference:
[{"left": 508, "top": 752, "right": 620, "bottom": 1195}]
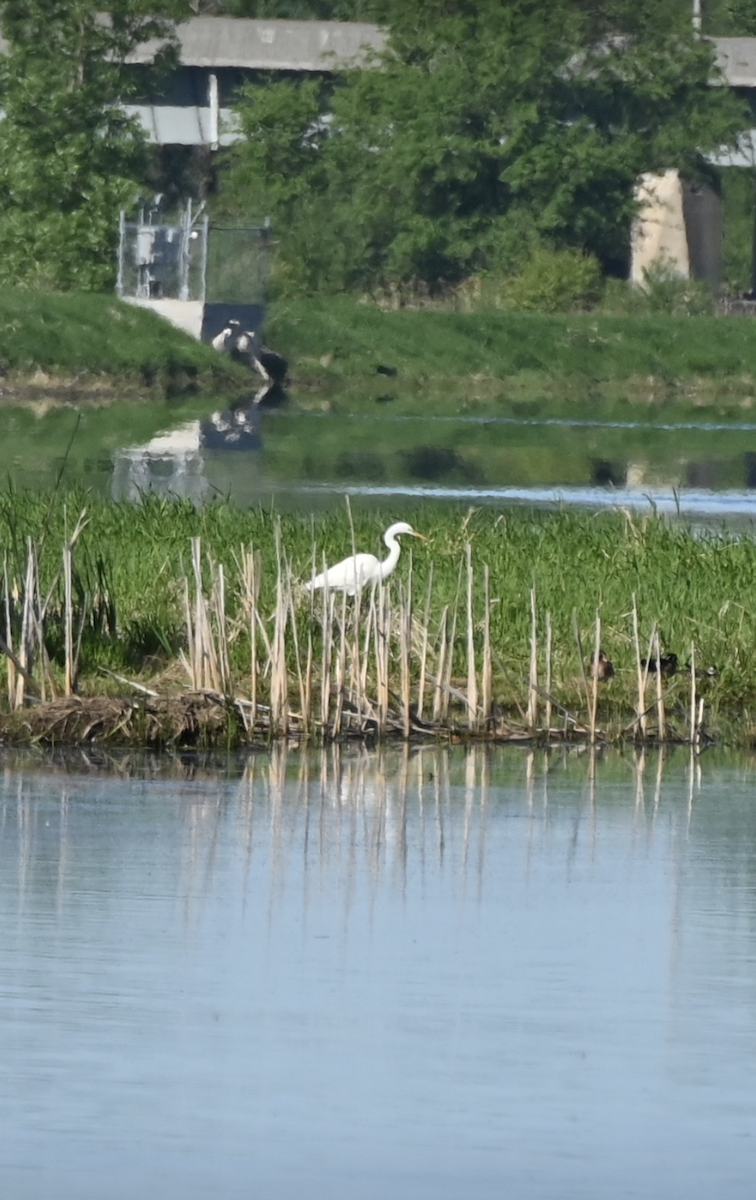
[
  {"left": 205, "top": 224, "right": 273, "bottom": 304},
  {"left": 117, "top": 209, "right": 272, "bottom": 305}
]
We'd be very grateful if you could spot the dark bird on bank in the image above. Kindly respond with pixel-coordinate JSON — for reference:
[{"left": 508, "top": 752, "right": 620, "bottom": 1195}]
[
  {"left": 589, "top": 649, "right": 615, "bottom": 681},
  {"left": 376, "top": 364, "right": 399, "bottom": 377},
  {"left": 641, "top": 652, "right": 679, "bottom": 678},
  {"left": 375, "top": 393, "right": 395, "bottom": 404}
]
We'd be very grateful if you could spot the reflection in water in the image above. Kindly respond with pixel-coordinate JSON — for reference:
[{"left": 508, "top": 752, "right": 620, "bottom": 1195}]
[
  {"left": 111, "top": 398, "right": 266, "bottom": 503},
  {"left": 0, "top": 742, "right": 747, "bottom": 908},
  {"left": 105, "top": 403, "right": 756, "bottom": 518},
  {"left": 3, "top": 745, "right": 756, "bottom": 1200}
]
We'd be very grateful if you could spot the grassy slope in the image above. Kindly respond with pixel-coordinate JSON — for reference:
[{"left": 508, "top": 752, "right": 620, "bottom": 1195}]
[
  {"left": 0, "top": 289, "right": 247, "bottom": 393},
  {"left": 266, "top": 298, "right": 756, "bottom": 420},
  {"left": 3, "top": 290, "right": 756, "bottom": 421}
]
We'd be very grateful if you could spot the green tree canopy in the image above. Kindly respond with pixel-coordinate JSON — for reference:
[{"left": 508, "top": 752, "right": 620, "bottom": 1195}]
[
  {"left": 222, "top": 0, "right": 750, "bottom": 295},
  {"left": 0, "top": 1, "right": 187, "bottom": 291}
]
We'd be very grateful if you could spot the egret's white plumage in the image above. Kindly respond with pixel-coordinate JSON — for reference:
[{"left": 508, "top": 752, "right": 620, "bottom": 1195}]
[{"left": 304, "top": 522, "right": 427, "bottom": 595}]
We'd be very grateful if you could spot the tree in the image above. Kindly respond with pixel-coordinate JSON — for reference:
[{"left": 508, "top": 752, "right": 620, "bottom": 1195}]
[
  {"left": 0, "top": 1, "right": 187, "bottom": 291},
  {"left": 222, "top": 0, "right": 750, "bottom": 295}
]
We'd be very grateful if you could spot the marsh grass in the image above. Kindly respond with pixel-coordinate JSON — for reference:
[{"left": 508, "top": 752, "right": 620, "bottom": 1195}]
[{"left": 0, "top": 490, "right": 755, "bottom": 746}]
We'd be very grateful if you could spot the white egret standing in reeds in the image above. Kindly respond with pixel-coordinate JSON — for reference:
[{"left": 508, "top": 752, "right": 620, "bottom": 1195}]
[{"left": 304, "top": 522, "right": 428, "bottom": 595}]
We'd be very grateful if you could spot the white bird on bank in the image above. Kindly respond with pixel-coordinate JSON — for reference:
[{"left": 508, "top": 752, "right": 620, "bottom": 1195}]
[{"left": 304, "top": 522, "right": 428, "bottom": 595}]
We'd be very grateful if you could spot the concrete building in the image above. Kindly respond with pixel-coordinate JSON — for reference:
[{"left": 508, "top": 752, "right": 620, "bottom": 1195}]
[{"left": 122, "top": 17, "right": 387, "bottom": 148}]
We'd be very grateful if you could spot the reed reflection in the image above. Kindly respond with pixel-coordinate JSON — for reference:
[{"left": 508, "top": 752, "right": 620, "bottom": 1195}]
[{"left": 0, "top": 743, "right": 753, "bottom": 923}]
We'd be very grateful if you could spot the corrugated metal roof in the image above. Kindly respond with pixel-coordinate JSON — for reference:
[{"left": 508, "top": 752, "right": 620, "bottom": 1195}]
[
  {"left": 128, "top": 17, "right": 386, "bottom": 71},
  {"left": 2, "top": 22, "right": 754, "bottom": 83},
  {"left": 0, "top": 17, "right": 385, "bottom": 70}
]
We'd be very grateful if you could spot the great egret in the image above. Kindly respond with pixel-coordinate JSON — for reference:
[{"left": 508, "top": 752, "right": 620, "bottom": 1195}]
[{"left": 304, "top": 522, "right": 427, "bottom": 595}]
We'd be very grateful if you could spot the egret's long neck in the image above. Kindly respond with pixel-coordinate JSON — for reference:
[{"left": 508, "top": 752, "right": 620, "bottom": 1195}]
[{"left": 379, "top": 533, "right": 402, "bottom": 580}]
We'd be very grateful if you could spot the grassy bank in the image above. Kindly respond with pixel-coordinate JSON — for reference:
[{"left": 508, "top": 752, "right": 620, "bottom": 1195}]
[
  {"left": 0, "top": 491, "right": 754, "bottom": 747},
  {"left": 0, "top": 289, "right": 246, "bottom": 399},
  {"left": 267, "top": 298, "right": 756, "bottom": 420},
  {"left": 4, "top": 290, "right": 756, "bottom": 422}
]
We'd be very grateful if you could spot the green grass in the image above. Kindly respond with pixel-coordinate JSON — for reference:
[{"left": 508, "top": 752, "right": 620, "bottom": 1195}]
[
  {"left": 266, "top": 297, "right": 756, "bottom": 420},
  {"left": 4, "top": 289, "right": 756, "bottom": 423},
  {"left": 2, "top": 490, "right": 756, "bottom": 741},
  {"left": 0, "top": 289, "right": 247, "bottom": 394}
]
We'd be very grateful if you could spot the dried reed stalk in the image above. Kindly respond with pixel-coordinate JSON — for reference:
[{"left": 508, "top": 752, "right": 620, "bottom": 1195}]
[
  {"left": 399, "top": 583, "right": 411, "bottom": 738},
  {"left": 319, "top": 583, "right": 334, "bottom": 734},
  {"left": 432, "top": 605, "right": 448, "bottom": 724},
  {"left": 544, "top": 613, "right": 552, "bottom": 733},
  {"left": 526, "top": 588, "right": 538, "bottom": 731},
  {"left": 211, "top": 562, "right": 231, "bottom": 695},
  {"left": 63, "top": 539, "right": 73, "bottom": 697},
  {"left": 374, "top": 582, "right": 390, "bottom": 734},
  {"left": 653, "top": 631, "right": 665, "bottom": 741},
  {"left": 481, "top": 565, "right": 492, "bottom": 728},
  {"left": 15, "top": 539, "right": 39, "bottom": 709},
  {"left": 61, "top": 508, "right": 89, "bottom": 698},
  {"left": 243, "top": 548, "right": 259, "bottom": 726},
  {"left": 466, "top": 544, "right": 478, "bottom": 730},
  {"left": 269, "top": 528, "right": 289, "bottom": 735},
  {"left": 287, "top": 574, "right": 307, "bottom": 736},
  {"left": 632, "top": 597, "right": 649, "bottom": 740},
  {"left": 3, "top": 554, "right": 15, "bottom": 707},
  {"left": 573, "top": 610, "right": 589, "bottom": 732},
  {"left": 304, "top": 630, "right": 314, "bottom": 738},
  {"left": 332, "top": 589, "right": 348, "bottom": 737},
  {"left": 689, "top": 641, "right": 697, "bottom": 746},
  {"left": 348, "top": 582, "right": 365, "bottom": 730},
  {"left": 589, "top": 613, "right": 601, "bottom": 744},
  {"left": 355, "top": 597, "right": 379, "bottom": 733},
  {"left": 443, "top": 600, "right": 459, "bottom": 723},
  {"left": 416, "top": 565, "right": 433, "bottom": 722},
  {"left": 186, "top": 537, "right": 222, "bottom": 692}
]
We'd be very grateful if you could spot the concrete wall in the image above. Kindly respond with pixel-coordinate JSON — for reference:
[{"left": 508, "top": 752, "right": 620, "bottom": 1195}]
[{"left": 123, "top": 297, "right": 204, "bottom": 340}]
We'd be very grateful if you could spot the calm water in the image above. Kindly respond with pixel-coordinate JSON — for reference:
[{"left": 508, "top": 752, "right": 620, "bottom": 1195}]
[
  {"left": 2, "top": 745, "right": 756, "bottom": 1199},
  {"left": 8, "top": 395, "right": 756, "bottom": 519}
]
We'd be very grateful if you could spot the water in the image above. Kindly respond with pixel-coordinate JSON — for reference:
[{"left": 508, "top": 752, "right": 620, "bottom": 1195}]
[
  {"left": 7, "top": 395, "right": 756, "bottom": 520},
  {"left": 2, "top": 745, "right": 756, "bottom": 1199}
]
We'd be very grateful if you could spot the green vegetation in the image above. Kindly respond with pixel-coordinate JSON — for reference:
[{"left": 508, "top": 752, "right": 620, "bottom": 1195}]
[
  {"left": 0, "top": 1, "right": 186, "bottom": 291},
  {"left": 267, "top": 297, "right": 756, "bottom": 417},
  {"left": 0, "top": 289, "right": 246, "bottom": 395},
  {"left": 6, "top": 290, "right": 756, "bottom": 426},
  {"left": 722, "top": 166, "right": 756, "bottom": 295},
  {"left": 0, "top": 491, "right": 755, "bottom": 744},
  {"left": 2, "top": 3, "right": 752, "bottom": 301},
  {"left": 224, "top": 0, "right": 747, "bottom": 295}
]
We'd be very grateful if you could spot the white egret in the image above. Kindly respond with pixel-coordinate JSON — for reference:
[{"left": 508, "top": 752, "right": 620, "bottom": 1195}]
[{"left": 304, "top": 522, "right": 427, "bottom": 595}]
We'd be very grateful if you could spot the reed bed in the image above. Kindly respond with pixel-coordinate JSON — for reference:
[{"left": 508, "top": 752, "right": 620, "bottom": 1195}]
[{"left": 0, "top": 490, "right": 754, "bottom": 748}]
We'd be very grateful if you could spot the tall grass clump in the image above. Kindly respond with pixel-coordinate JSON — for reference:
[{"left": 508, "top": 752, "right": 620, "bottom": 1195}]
[{"left": 0, "top": 489, "right": 755, "bottom": 745}]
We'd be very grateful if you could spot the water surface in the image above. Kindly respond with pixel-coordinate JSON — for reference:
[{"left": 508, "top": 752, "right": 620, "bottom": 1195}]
[
  {"left": 1, "top": 745, "right": 755, "bottom": 1199},
  {"left": 7, "top": 397, "right": 756, "bottom": 520}
]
